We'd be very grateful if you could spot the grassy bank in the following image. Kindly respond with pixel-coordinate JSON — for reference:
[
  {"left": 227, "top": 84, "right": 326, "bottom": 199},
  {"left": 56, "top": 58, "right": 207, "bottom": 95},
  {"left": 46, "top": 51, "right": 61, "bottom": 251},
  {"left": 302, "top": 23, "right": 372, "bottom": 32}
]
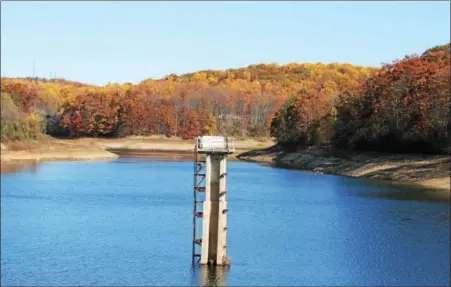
[{"left": 237, "top": 146, "right": 450, "bottom": 193}]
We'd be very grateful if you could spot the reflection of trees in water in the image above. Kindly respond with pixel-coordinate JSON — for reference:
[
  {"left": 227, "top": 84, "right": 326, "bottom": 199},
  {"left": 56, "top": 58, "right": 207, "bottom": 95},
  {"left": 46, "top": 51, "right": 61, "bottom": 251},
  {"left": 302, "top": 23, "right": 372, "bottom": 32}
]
[
  {"left": 1, "top": 162, "right": 39, "bottom": 174},
  {"left": 356, "top": 187, "right": 450, "bottom": 203},
  {"left": 108, "top": 150, "right": 195, "bottom": 161}
]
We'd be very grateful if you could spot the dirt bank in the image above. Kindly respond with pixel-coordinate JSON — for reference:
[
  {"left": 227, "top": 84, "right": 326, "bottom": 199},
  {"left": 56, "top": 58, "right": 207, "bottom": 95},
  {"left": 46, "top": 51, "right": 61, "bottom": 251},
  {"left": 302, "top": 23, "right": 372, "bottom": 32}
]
[
  {"left": 237, "top": 146, "right": 450, "bottom": 192},
  {"left": 0, "top": 136, "right": 274, "bottom": 171},
  {"left": 4, "top": 136, "right": 447, "bottom": 194},
  {"left": 1, "top": 137, "right": 119, "bottom": 167}
]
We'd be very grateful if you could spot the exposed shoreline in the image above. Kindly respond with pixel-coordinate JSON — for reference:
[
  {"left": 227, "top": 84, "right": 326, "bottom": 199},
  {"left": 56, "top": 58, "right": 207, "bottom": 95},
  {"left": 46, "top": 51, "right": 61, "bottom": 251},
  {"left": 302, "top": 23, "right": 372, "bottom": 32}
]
[
  {"left": 2, "top": 137, "right": 450, "bottom": 196},
  {"left": 0, "top": 136, "right": 272, "bottom": 169},
  {"left": 236, "top": 146, "right": 450, "bottom": 193}
]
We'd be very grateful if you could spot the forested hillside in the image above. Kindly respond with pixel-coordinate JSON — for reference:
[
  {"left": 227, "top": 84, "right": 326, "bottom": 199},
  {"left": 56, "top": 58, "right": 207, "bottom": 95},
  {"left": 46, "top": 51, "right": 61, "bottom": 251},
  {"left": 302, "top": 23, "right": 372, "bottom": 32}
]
[
  {"left": 271, "top": 43, "right": 450, "bottom": 153},
  {"left": 0, "top": 63, "right": 373, "bottom": 139},
  {"left": 1, "top": 43, "right": 449, "bottom": 154}
]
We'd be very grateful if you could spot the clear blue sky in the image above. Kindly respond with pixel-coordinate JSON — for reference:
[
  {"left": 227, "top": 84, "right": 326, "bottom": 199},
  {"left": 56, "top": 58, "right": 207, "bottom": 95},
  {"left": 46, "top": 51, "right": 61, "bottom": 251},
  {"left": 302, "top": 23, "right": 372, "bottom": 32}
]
[{"left": 1, "top": 1, "right": 450, "bottom": 86}]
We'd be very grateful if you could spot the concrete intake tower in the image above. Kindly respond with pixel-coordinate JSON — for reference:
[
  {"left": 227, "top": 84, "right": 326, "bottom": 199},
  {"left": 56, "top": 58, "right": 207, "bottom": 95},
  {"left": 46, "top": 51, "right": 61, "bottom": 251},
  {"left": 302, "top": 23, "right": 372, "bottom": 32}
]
[{"left": 192, "top": 136, "right": 235, "bottom": 266}]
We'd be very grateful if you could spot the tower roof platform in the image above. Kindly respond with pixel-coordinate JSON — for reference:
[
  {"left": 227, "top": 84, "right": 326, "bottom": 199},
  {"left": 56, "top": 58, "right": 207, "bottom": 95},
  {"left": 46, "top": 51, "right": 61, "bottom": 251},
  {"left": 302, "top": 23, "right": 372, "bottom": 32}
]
[{"left": 195, "top": 136, "right": 235, "bottom": 154}]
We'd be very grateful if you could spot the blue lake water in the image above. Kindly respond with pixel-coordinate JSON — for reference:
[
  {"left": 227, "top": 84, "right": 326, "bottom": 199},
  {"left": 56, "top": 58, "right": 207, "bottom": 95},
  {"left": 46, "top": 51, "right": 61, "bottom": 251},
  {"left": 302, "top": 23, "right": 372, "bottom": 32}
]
[{"left": 1, "top": 158, "right": 450, "bottom": 286}]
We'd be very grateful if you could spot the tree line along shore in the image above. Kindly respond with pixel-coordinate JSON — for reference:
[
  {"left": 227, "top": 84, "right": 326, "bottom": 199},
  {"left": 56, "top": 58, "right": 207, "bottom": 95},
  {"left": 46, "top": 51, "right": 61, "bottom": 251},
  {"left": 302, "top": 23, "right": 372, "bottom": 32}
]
[{"left": 1, "top": 44, "right": 449, "bottom": 191}]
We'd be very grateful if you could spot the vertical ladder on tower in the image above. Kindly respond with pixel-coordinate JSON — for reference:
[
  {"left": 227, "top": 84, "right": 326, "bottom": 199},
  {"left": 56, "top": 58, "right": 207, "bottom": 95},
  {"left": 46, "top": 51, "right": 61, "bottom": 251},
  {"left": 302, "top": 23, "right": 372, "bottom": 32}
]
[{"left": 192, "top": 144, "right": 206, "bottom": 264}]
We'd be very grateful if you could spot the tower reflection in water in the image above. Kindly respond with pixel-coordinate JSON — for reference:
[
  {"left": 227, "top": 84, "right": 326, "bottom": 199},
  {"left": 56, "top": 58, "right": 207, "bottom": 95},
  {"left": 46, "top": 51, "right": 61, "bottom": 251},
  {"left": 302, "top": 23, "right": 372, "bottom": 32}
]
[
  {"left": 190, "top": 265, "right": 228, "bottom": 287},
  {"left": 201, "top": 265, "right": 228, "bottom": 287}
]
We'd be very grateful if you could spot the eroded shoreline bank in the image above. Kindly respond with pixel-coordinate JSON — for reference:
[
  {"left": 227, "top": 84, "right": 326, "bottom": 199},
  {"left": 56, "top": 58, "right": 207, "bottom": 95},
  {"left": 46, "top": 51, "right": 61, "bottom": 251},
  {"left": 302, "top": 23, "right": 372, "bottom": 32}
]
[
  {"left": 2, "top": 137, "right": 450, "bottom": 195},
  {"left": 237, "top": 146, "right": 450, "bottom": 193},
  {"left": 0, "top": 136, "right": 272, "bottom": 169}
]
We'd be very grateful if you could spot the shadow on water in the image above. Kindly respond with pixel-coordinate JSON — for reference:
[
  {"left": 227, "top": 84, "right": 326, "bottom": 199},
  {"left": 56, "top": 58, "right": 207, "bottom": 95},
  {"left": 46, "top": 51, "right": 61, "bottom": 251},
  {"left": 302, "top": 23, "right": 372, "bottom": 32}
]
[{"left": 190, "top": 265, "right": 229, "bottom": 287}]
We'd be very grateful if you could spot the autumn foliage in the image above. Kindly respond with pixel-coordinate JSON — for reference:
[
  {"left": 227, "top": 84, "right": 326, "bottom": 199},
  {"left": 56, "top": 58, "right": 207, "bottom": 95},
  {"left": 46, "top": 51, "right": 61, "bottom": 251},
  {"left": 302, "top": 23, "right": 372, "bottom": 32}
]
[
  {"left": 1, "top": 43, "right": 449, "bottom": 154},
  {"left": 271, "top": 44, "right": 450, "bottom": 154},
  {"left": 332, "top": 44, "right": 450, "bottom": 153},
  {"left": 1, "top": 62, "right": 372, "bottom": 140}
]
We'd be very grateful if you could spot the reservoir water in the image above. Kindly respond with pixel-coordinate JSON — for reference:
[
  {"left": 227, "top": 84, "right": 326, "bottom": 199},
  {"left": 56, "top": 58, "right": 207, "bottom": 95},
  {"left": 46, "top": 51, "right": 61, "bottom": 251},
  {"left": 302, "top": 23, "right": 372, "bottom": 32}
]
[{"left": 1, "top": 158, "right": 450, "bottom": 286}]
